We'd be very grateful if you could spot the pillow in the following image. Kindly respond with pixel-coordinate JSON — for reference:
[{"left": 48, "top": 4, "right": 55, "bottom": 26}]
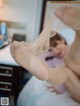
[{"left": 59, "top": 28, "right": 75, "bottom": 46}]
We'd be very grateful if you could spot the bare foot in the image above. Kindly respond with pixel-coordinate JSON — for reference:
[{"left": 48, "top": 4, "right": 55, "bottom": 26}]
[
  {"left": 10, "top": 41, "right": 49, "bottom": 80},
  {"left": 55, "top": 6, "right": 80, "bottom": 30},
  {"left": 10, "top": 41, "right": 32, "bottom": 70}
]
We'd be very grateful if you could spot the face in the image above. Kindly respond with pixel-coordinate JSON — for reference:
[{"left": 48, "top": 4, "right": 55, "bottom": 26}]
[{"left": 49, "top": 40, "right": 67, "bottom": 58}]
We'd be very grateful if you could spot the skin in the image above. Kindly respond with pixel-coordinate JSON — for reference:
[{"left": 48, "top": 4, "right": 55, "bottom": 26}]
[
  {"left": 47, "top": 40, "right": 67, "bottom": 94},
  {"left": 49, "top": 40, "right": 68, "bottom": 58},
  {"left": 10, "top": 6, "right": 80, "bottom": 102},
  {"left": 52, "top": 6, "right": 80, "bottom": 102}
]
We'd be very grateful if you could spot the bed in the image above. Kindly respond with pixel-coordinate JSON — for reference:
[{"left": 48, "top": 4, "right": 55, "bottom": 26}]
[
  {"left": 17, "top": 76, "right": 80, "bottom": 106},
  {"left": 17, "top": 28, "right": 80, "bottom": 106}
]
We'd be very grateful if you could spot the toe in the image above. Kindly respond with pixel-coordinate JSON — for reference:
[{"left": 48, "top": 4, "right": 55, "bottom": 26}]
[{"left": 12, "top": 41, "right": 21, "bottom": 48}]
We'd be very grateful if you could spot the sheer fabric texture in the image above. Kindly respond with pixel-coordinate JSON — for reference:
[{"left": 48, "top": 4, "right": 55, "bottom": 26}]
[{"left": 25, "top": 14, "right": 67, "bottom": 56}]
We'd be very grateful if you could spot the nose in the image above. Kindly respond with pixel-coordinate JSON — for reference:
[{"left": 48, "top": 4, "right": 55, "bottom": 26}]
[{"left": 52, "top": 48, "right": 60, "bottom": 56}]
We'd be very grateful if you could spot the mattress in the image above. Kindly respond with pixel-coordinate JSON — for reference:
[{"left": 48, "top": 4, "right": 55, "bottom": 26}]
[{"left": 17, "top": 76, "right": 80, "bottom": 106}]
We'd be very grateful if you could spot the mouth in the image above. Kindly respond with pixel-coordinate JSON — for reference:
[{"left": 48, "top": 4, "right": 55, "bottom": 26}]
[{"left": 45, "top": 56, "right": 54, "bottom": 61}]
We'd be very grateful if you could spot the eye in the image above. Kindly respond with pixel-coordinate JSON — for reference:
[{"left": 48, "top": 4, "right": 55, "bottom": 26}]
[
  {"left": 50, "top": 42, "right": 58, "bottom": 47},
  {"left": 53, "top": 42, "right": 58, "bottom": 47}
]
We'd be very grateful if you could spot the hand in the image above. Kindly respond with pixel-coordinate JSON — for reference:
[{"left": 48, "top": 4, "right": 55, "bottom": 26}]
[{"left": 47, "top": 86, "right": 61, "bottom": 94}]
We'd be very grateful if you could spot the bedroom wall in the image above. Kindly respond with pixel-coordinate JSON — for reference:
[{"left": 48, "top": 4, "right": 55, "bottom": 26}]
[{"left": 0, "top": 0, "right": 43, "bottom": 42}]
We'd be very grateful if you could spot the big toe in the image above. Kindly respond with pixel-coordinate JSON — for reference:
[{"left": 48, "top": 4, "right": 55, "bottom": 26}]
[{"left": 12, "top": 41, "right": 22, "bottom": 48}]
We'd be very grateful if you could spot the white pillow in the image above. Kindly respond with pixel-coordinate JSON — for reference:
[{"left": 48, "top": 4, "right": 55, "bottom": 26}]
[{"left": 59, "top": 28, "right": 75, "bottom": 46}]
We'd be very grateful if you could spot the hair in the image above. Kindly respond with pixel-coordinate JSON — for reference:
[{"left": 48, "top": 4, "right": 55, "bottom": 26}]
[{"left": 50, "top": 31, "right": 67, "bottom": 47}]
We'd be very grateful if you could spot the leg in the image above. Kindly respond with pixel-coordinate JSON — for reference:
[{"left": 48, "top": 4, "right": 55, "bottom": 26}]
[
  {"left": 10, "top": 6, "right": 80, "bottom": 83},
  {"left": 55, "top": 6, "right": 80, "bottom": 102},
  {"left": 10, "top": 41, "right": 49, "bottom": 80},
  {"left": 55, "top": 6, "right": 80, "bottom": 74},
  {"left": 10, "top": 6, "right": 80, "bottom": 102},
  {"left": 10, "top": 41, "right": 68, "bottom": 85},
  {"left": 55, "top": 6, "right": 80, "bottom": 30}
]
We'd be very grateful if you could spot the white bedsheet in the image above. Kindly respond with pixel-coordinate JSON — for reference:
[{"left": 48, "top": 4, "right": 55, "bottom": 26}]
[
  {"left": 0, "top": 45, "right": 18, "bottom": 66},
  {"left": 17, "top": 76, "right": 79, "bottom": 106}
]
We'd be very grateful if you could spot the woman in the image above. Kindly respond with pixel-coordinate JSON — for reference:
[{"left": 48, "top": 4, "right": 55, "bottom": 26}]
[
  {"left": 10, "top": 6, "right": 80, "bottom": 103},
  {"left": 17, "top": 31, "right": 77, "bottom": 106}
]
